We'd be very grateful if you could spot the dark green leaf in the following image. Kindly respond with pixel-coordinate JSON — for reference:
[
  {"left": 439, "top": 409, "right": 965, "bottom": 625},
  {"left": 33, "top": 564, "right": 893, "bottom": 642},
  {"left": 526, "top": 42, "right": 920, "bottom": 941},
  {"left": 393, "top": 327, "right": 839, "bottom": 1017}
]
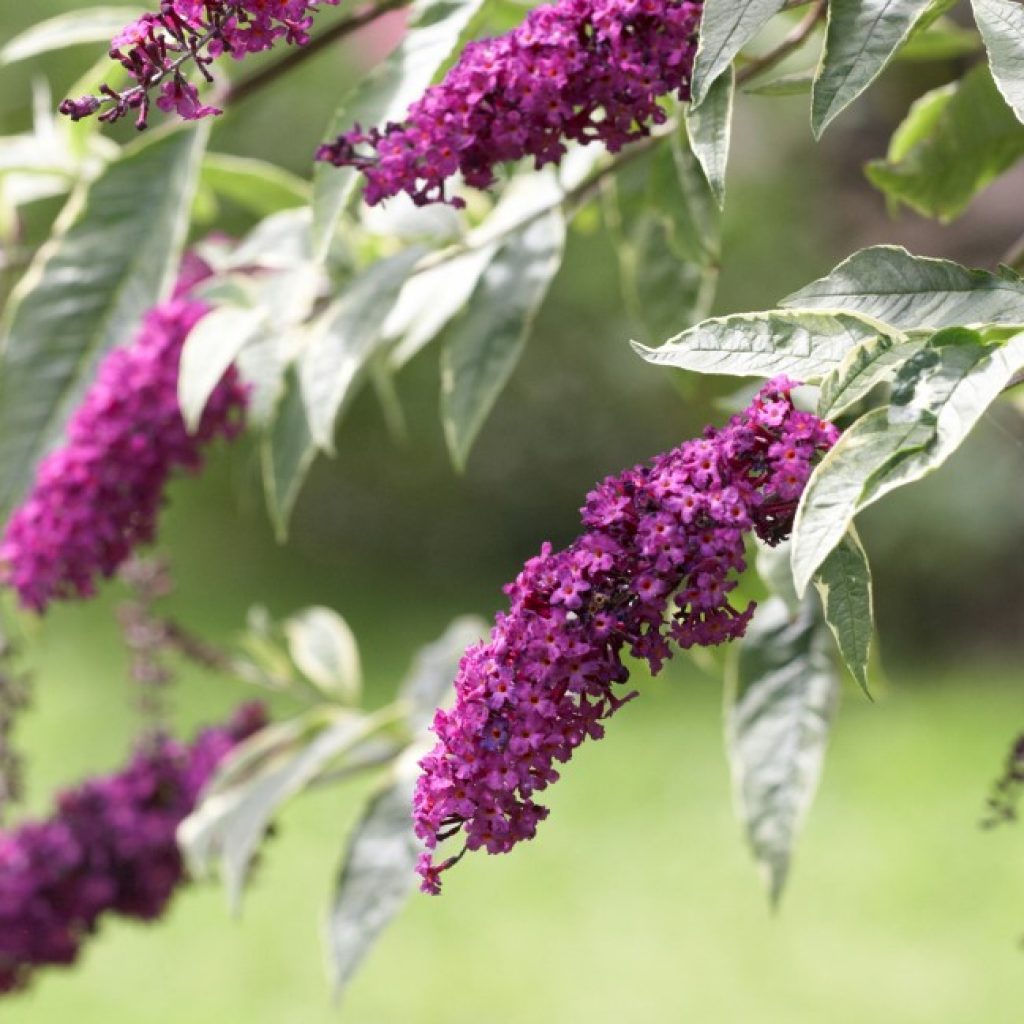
[
  {"left": 813, "top": 529, "right": 873, "bottom": 695},
  {"left": 311, "top": 0, "right": 485, "bottom": 260},
  {"left": 812, "top": 0, "right": 932, "bottom": 138},
  {"left": 783, "top": 245, "right": 1024, "bottom": 329},
  {"left": 0, "top": 125, "right": 208, "bottom": 511},
  {"left": 685, "top": 66, "right": 734, "bottom": 208},
  {"left": 972, "top": 0, "right": 1024, "bottom": 123},
  {"left": 727, "top": 595, "right": 839, "bottom": 905},
  {"left": 632, "top": 309, "right": 885, "bottom": 380},
  {"left": 864, "top": 65, "right": 1024, "bottom": 222},
  {"left": 441, "top": 174, "right": 566, "bottom": 469},
  {"left": 691, "top": 0, "right": 787, "bottom": 104}
]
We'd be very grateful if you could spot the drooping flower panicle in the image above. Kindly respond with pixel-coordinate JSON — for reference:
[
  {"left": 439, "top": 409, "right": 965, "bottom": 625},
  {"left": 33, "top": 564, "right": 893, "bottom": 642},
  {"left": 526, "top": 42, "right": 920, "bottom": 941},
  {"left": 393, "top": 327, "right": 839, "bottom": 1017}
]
[
  {"left": 0, "top": 703, "right": 266, "bottom": 995},
  {"left": 60, "top": 1, "right": 339, "bottom": 129},
  {"left": 317, "top": 0, "right": 703, "bottom": 207},
  {"left": 0, "top": 263, "right": 248, "bottom": 614},
  {"left": 414, "top": 379, "right": 838, "bottom": 893}
]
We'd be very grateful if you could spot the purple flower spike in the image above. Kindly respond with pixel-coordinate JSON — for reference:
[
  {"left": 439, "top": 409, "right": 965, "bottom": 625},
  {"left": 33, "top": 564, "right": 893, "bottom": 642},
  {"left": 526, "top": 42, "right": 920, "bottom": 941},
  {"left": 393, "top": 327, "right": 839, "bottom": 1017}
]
[
  {"left": 0, "top": 703, "right": 266, "bottom": 995},
  {"left": 0, "top": 262, "right": 249, "bottom": 613},
  {"left": 317, "top": 0, "right": 703, "bottom": 207},
  {"left": 414, "top": 378, "right": 840, "bottom": 893}
]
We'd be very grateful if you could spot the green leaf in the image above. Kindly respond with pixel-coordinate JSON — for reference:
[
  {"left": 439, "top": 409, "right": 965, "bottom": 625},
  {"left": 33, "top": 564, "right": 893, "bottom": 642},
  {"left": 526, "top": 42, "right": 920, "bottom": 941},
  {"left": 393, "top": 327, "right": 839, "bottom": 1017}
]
[
  {"left": 743, "top": 70, "right": 815, "bottom": 96},
  {"left": 783, "top": 245, "right": 1024, "bottom": 330},
  {"left": 685, "top": 66, "right": 734, "bottom": 208},
  {"left": 897, "top": 18, "right": 982, "bottom": 62},
  {"left": 0, "top": 7, "right": 143, "bottom": 65},
  {"left": 326, "top": 753, "right": 421, "bottom": 1002},
  {"left": 811, "top": 0, "right": 932, "bottom": 138},
  {"left": 311, "top": 0, "right": 486, "bottom": 260},
  {"left": 179, "top": 708, "right": 381, "bottom": 912},
  {"left": 813, "top": 529, "right": 873, "bottom": 695},
  {"left": 399, "top": 615, "right": 486, "bottom": 732},
  {"left": 691, "top": 0, "right": 787, "bottom": 104},
  {"left": 299, "top": 248, "right": 422, "bottom": 452},
  {"left": 178, "top": 306, "right": 267, "bottom": 432},
  {"left": 0, "top": 125, "right": 208, "bottom": 512},
  {"left": 727, "top": 594, "right": 839, "bottom": 905},
  {"left": 864, "top": 65, "right": 1024, "bottom": 222},
  {"left": 791, "top": 331, "right": 1024, "bottom": 593},
  {"left": 631, "top": 309, "right": 886, "bottom": 380},
  {"left": 817, "top": 333, "right": 926, "bottom": 418},
  {"left": 284, "top": 607, "right": 362, "bottom": 705},
  {"left": 261, "top": 367, "right": 317, "bottom": 542},
  {"left": 200, "top": 153, "right": 309, "bottom": 217},
  {"left": 441, "top": 174, "right": 566, "bottom": 469},
  {"left": 972, "top": 0, "right": 1024, "bottom": 123}
]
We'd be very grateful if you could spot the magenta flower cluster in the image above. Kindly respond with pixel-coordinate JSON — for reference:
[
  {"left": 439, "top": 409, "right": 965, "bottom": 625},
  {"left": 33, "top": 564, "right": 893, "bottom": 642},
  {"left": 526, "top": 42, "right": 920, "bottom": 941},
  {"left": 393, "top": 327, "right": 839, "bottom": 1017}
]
[
  {"left": 60, "top": 0, "right": 339, "bottom": 128},
  {"left": 0, "top": 703, "right": 265, "bottom": 995},
  {"left": 317, "top": 0, "right": 703, "bottom": 206},
  {"left": 0, "top": 263, "right": 248, "bottom": 614},
  {"left": 414, "top": 379, "right": 839, "bottom": 893}
]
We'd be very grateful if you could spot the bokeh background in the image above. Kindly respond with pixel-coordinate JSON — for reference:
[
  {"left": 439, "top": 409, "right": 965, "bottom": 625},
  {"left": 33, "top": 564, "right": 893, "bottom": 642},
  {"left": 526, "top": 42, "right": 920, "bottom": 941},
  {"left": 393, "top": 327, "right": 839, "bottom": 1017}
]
[{"left": 3, "top": 3, "right": 1024, "bottom": 1021}]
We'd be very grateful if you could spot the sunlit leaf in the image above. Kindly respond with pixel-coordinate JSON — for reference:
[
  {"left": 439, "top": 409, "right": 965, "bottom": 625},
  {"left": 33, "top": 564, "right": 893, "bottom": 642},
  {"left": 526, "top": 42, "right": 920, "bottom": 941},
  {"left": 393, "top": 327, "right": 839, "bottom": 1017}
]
[
  {"left": 783, "top": 245, "right": 1024, "bottom": 330},
  {"left": 0, "top": 6, "right": 142, "bottom": 65},
  {"left": 817, "top": 333, "right": 926, "bottom": 419},
  {"left": 972, "top": 0, "right": 1024, "bottom": 123},
  {"left": 632, "top": 309, "right": 885, "bottom": 380},
  {"left": 864, "top": 66, "right": 1024, "bottom": 222}
]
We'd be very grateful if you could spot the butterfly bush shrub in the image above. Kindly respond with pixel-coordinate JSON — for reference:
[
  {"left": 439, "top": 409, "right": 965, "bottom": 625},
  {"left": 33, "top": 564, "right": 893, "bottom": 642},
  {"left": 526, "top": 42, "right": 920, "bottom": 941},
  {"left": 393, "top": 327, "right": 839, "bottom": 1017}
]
[{"left": 2, "top": 0, "right": 1024, "bottom": 1003}]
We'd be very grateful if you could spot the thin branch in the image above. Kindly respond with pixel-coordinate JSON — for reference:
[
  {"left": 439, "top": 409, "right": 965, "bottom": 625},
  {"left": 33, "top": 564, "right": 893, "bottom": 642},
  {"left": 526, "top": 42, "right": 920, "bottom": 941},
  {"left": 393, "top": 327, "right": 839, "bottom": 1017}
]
[
  {"left": 223, "top": 0, "right": 411, "bottom": 108},
  {"left": 736, "top": 1, "right": 826, "bottom": 87}
]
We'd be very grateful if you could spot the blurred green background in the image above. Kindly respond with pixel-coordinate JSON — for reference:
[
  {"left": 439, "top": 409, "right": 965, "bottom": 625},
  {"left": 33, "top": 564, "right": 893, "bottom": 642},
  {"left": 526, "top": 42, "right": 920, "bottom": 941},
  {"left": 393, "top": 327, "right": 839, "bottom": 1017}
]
[{"left": 3, "top": 2, "right": 1024, "bottom": 1021}]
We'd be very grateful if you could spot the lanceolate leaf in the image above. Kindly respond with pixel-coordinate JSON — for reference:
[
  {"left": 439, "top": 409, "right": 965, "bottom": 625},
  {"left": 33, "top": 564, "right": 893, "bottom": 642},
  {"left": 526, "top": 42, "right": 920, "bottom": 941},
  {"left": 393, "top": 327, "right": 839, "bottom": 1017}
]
[
  {"left": 813, "top": 529, "right": 873, "bottom": 695},
  {"left": 0, "top": 125, "right": 208, "bottom": 512},
  {"left": 311, "top": 0, "right": 486, "bottom": 260},
  {"left": 791, "top": 331, "right": 1024, "bottom": 594},
  {"left": 817, "top": 334, "right": 926, "bottom": 419},
  {"left": 727, "top": 595, "right": 840, "bottom": 906},
  {"left": 262, "top": 367, "right": 318, "bottom": 542},
  {"left": 0, "top": 7, "right": 143, "bottom": 65},
  {"left": 441, "top": 176, "right": 566, "bottom": 470},
  {"left": 200, "top": 153, "right": 309, "bottom": 216},
  {"left": 864, "top": 66, "right": 1024, "bottom": 222},
  {"left": 632, "top": 309, "right": 886, "bottom": 380},
  {"left": 326, "top": 753, "right": 422, "bottom": 1002},
  {"left": 685, "top": 66, "right": 734, "bottom": 208},
  {"left": 783, "top": 245, "right": 1024, "bottom": 330},
  {"left": 811, "top": 0, "right": 932, "bottom": 138},
  {"left": 690, "top": 0, "right": 787, "bottom": 104},
  {"left": 299, "top": 248, "right": 422, "bottom": 452},
  {"left": 972, "top": 0, "right": 1024, "bottom": 123}
]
